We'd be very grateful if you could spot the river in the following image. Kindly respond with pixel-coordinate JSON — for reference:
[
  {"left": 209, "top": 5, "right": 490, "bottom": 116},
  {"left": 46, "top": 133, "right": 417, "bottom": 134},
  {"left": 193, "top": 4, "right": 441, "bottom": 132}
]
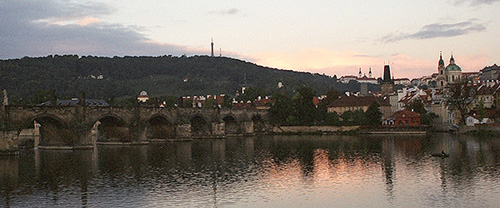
[{"left": 1, "top": 133, "right": 500, "bottom": 207}]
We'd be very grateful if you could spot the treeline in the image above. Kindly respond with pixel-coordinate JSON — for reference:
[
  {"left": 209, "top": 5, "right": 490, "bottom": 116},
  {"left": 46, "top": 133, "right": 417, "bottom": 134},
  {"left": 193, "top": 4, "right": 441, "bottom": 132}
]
[
  {"left": 269, "top": 87, "right": 382, "bottom": 126},
  {"left": 0, "top": 55, "right": 379, "bottom": 104}
]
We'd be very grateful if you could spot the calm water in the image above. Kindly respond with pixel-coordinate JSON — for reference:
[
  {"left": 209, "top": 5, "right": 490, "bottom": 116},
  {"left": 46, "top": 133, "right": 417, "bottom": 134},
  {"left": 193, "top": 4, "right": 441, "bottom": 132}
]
[{"left": 2, "top": 133, "right": 500, "bottom": 208}]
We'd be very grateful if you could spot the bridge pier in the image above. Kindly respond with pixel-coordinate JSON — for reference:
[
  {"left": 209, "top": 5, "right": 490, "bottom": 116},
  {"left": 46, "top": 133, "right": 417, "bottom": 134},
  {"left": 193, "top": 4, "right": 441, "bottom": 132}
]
[
  {"left": 0, "top": 131, "right": 19, "bottom": 155},
  {"left": 240, "top": 121, "right": 254, "bottom": 136},
  {"left": 175, "top": 124, "right": 192, "bottom": 140},
  {"left": 212, "top": 122, "right": 225, "bottom": 137}
]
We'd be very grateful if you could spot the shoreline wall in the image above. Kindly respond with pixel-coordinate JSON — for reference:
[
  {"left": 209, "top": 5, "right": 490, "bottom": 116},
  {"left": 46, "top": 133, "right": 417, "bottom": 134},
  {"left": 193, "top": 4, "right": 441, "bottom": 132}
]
[{"left": 272, "top": 126, "right": 359, "bottom": 133}]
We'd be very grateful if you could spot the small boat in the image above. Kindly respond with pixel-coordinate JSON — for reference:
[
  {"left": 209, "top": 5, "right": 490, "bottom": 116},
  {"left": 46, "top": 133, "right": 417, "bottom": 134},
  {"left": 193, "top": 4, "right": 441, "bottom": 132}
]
[
  {"left": 432, "top": 151, "right": 449, "bottom": 158},
  {"left": 449, "top": 124, "right": 459, "bottom": 131}
]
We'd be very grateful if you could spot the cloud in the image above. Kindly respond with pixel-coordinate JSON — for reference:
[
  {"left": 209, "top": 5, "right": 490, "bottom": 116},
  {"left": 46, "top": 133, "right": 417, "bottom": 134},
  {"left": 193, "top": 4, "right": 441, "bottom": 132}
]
[
  {"left": 448, "top": 0, "right": 500, "bottom": 5},
  {"left": 380, "top": 20, "right": 486, "bottom": 42},
  {"left": 0, "top": 0, "right": 201, "bottom": 59},
  {"left": 208, "top": 8, "right": 240, "bottom": 15}
]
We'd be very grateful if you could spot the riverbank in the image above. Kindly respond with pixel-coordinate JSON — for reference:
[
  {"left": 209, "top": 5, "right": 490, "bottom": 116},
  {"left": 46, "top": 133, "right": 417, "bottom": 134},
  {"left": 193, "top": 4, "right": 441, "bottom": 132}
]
[
  {"left": 271, "top": 126, "right": 360, "bottom": 135},
  {"left": 270, "top": 125, "right": 430, "bottom": 135}
]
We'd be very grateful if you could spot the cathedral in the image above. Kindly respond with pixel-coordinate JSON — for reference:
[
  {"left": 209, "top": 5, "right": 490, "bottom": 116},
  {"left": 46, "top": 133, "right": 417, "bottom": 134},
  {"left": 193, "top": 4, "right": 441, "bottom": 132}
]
[{"left": 436, "top": 52, "right": 462, "bottom": 88}]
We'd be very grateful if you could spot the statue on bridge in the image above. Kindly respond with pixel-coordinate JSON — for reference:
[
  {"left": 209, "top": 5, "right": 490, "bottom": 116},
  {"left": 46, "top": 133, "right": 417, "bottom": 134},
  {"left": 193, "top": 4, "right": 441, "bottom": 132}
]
[{"left": 2, "top": 89, "right": 7, "bottom": 106}]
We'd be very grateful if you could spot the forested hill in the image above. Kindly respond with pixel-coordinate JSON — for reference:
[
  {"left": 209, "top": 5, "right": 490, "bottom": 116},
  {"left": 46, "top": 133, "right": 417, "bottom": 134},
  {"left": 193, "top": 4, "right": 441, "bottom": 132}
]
[{"left": 0, "top": 55, "right": 373, "bottom": 102}]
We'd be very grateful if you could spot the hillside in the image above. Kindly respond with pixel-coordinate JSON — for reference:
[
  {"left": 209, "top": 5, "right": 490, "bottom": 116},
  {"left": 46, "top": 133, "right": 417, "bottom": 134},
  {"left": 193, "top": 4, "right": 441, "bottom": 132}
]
[{"left": 0, "top": 55, "right": 378, "bottom": 102}]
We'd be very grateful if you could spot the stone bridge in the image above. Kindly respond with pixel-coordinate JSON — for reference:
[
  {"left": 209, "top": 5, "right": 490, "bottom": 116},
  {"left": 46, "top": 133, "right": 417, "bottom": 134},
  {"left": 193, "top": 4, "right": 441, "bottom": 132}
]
[{"left": 1, "top": 105, "right": 269, "bottom": 151}]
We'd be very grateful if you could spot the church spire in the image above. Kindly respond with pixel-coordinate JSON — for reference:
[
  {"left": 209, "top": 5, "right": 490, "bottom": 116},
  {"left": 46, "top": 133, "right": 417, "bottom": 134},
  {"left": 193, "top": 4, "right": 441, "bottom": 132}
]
[
  {"left": 359, "top": 68, "right": 362, "bottom": 78},
  {"left": 438, "top": 51, "right": 444, "bottom": 67},
  {"left": 450, "top": 52, "right": 455, "bottom": 65}
]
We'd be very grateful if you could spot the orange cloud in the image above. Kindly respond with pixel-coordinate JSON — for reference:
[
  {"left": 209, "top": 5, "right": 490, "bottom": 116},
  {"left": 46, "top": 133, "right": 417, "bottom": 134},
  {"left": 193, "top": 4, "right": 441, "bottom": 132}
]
[{"left": 77, "top": 17, "right": 101, "bottom": 26}]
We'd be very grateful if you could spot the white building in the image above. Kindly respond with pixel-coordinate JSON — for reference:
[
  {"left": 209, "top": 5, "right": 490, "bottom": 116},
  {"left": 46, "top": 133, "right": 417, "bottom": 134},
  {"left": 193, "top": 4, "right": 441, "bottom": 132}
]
[{"left": 137, "top": 91, "right": 149, "bottom": 103}]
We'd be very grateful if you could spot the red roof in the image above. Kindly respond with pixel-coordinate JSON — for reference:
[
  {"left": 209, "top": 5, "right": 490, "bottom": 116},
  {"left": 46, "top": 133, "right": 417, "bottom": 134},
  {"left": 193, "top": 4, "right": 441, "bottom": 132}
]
[
  {"left": 357, "top": 76, "right": 377, "bottom": 81},
  {"left": 476, "top": 83, "right": 500, "bottom": 96},
  {"left": 389, "top": 110, "right": 420, "bottom": 119}
]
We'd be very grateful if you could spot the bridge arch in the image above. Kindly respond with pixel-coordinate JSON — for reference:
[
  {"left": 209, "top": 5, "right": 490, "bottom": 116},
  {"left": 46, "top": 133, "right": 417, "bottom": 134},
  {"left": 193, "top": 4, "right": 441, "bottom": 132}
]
[
  {"left": 92, "top": 114, "right": 130, "bottom": 142},
  {"left": 147, "top": 114, "right": 175, "bottom": 140},
  {"left": 26, "top": 113, "right": 66, "bottom": 129},
  {"left": 190, "top": 115, "right": 211, "bottom": 137},
  {"left": 223, "top": 115, "right": 240, "bottom": 135},
  {"left": 27, "top": 114, "right": 71, "bottom": 146}
]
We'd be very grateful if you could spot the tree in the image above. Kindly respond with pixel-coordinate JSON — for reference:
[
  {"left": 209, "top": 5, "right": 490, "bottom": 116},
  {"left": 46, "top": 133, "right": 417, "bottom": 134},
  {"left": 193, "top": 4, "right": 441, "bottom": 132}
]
[
  {"left": 341, "top": 110, "right": 366, "bottom": 126},
  {"left": 268, "top": 93, "right": 293, "bottom": 125},
  {"left": 222, "top": 95, "right": 233, "bottom": 108},
  {"left": 32, "top": 89, "right": 57, "bottom": 105},
  {"left": 203, "top": 98, "right": 217, "bottom": 109},
  {"left": 325, "top": 112, "right": 341, "bottom": 126},
  {"left": 365, "top": 102, "right": 382, "bottom": 126},
  {"left": 475, "top": 100, "right": 487, "bottom": 122},
  {"left": 237, "top": 87, "right": 266, "bottom": 102},
  {"left": 421, "top": 112, "right": 438, "bottom": 126},
  {"left": 446, "top": 81, "right": 476, "bottom": 125},
  {"left": 292, "top": 86, "right": 318, "bottom": 126},
  {"left": 318, "top": 90, "right": 341, "bottom": 110},
  {"left": 405, "top": 99, "right": 426, "bottom": 114},
  {"left": 405, "top": 99, "right": 437, "bottom": 126}
]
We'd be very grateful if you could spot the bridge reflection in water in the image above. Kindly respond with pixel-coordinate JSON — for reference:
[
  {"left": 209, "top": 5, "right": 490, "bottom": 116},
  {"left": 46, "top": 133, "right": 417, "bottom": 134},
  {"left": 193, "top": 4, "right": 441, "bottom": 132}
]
[
  {"left": 1, "top": 106, "right": 269, "bottom": 150},
  {"left": 2, "top": 134, "right": 500, "bottom": 207}
]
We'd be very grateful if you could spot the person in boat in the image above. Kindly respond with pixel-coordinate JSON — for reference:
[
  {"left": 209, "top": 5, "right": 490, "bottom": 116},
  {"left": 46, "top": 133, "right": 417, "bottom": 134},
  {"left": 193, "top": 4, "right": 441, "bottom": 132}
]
[{"left": 432, "top": 151, "right": 449, "bottom": 157}]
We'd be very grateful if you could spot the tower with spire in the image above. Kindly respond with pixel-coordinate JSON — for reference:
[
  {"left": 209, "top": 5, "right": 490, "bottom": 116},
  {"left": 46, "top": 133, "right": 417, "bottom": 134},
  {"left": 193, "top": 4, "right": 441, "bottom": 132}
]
[
  {"left": 211, "top": 38, "right": 214, "bottom": 57},
  {"left": 369, "top": 68, "right": 372, "bottom": 78},
  {"left": 436, "top": 52, "right": 462, "bottom": 88},
  {"left": 358, "top": 68, "right": 362, "bottom": 78},
  {"left": 436, "top": 51, "right": 446, "bottom": 88},
  {"left": 381, "top": 64, "right": 394, "bottom": 96},
  {"left": 445, "top": 53, "right": 462, "bottom": 84}
]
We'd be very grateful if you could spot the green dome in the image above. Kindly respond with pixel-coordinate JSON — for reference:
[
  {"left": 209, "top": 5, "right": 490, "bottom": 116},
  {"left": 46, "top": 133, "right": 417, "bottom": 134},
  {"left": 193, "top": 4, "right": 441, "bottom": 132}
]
[{"left": 446, "top": 64, "right": 461, "bottom": 71}]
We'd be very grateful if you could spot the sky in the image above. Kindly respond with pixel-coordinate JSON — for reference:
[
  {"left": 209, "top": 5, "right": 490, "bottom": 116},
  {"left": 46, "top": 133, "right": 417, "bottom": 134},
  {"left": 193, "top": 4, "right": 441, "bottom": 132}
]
[{"left": 1, "top": 0, "right": 499, "bottom": 79}]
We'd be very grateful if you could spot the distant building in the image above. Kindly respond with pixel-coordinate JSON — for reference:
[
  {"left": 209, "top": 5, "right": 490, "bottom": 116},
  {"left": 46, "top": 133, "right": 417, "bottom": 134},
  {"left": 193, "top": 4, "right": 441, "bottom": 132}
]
[
  {"left": 381, "top": 65, "right": 394, "bottom": 96},
  {"left": 436, "top": 52, "right": 462, "bottom": 88},
  {"left": 254, "top": 96, "right": 272, "bottom": 110},
  {"left": 137, "top": 91, "right": 149, "bottom": 103},
  {"left": 278, "top": 81, "right": 284, "bottom": 89},
  {"left": 339, "top": 68, "right": 377, "bottom": 84},
  {"left": 232, "top": 100, "right": 253, "bottom": 109},
  {"left": 394, "top": 78, "right": 410, "bottom": 86},
  {"left": 385, "top": 110, "right": 421, "bottom": 126},
  {"left": 182, "top": 94, "right": 225, "bottom": 108},
  {"left": 327, "top": 95, "right": 391, "bottom": 119},
  {"left": 357, "top": 76, "right": 378, "bottom": 84},
  {"left": 339, "top": 75, "right": 358, "bottom": 84},
  {"left": 462, "top": 72, "right": 480, "bottom": 81},
  {"left": 479, "top": 64, "right": 500, "bottom": 81},
  {"left": 465, "top": 115, "right": 490, "bottom": 126},
  {"left": 474, "top": 80, "right": 500, "bottom": 108}
]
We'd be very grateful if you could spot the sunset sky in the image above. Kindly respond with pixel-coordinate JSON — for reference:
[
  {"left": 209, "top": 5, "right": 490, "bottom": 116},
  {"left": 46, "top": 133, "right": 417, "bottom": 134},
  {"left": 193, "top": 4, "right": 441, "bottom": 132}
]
[{"left": 1, "top": 0, "right": 499, "bottom": 79}]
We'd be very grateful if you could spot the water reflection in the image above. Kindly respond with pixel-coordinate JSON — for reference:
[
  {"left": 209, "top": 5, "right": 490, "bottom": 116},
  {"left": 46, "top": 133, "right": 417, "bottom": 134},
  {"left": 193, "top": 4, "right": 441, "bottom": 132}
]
[{"left": 1, "top": 134, "right": 500, "bottom": 207}]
